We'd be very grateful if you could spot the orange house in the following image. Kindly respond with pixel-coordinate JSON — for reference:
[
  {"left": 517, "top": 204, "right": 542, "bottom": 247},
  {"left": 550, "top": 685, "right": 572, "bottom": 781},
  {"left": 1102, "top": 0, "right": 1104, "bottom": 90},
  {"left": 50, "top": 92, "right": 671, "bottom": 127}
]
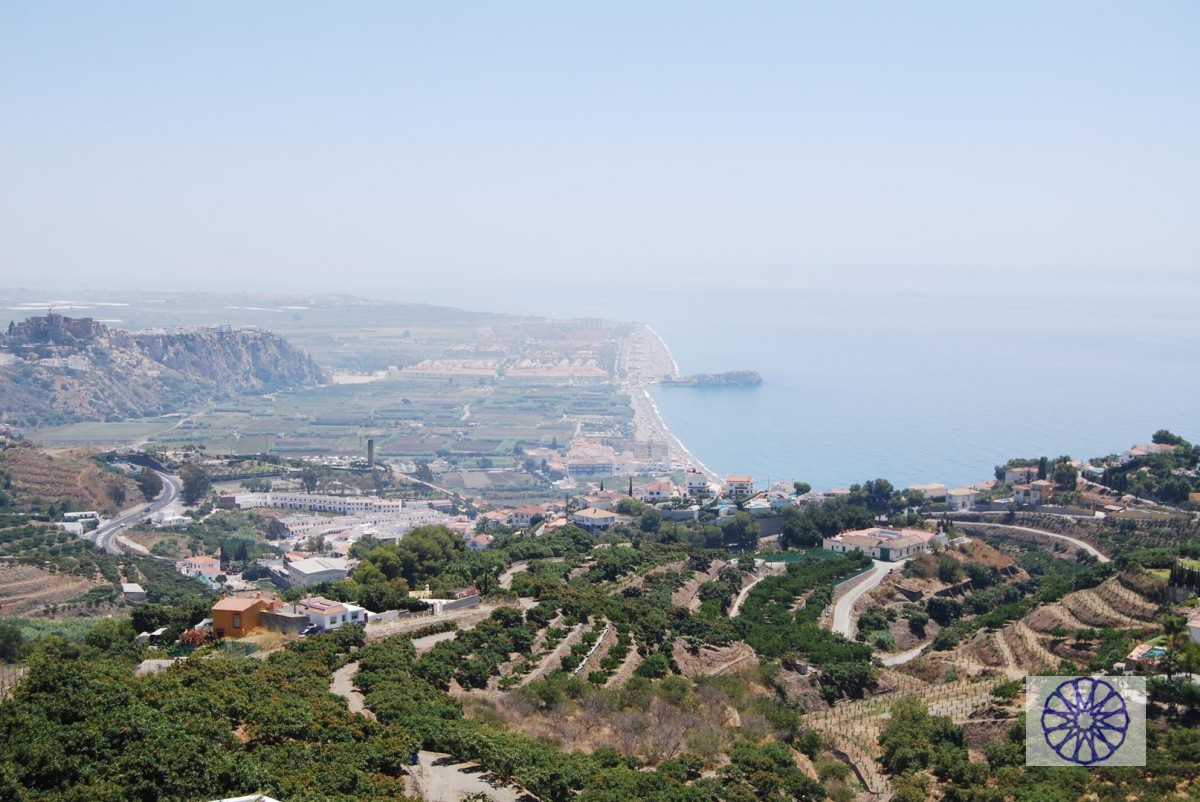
[{"left": 212, "top": 596, "right": 273, "bottom": 638}]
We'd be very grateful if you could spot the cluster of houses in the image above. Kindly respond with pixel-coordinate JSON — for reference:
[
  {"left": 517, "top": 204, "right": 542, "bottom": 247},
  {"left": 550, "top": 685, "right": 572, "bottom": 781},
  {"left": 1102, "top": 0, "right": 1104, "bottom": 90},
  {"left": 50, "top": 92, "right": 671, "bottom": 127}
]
[{"left": 210, "top": 593, "right": 369, "bottom": 638}]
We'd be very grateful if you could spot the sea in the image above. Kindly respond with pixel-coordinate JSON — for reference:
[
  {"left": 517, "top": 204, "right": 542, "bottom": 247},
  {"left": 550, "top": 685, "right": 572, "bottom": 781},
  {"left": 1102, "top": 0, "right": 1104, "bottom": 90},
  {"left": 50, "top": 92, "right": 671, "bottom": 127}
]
[{"left": 397, "top": 269, "right": 1200, "bottom": 493}]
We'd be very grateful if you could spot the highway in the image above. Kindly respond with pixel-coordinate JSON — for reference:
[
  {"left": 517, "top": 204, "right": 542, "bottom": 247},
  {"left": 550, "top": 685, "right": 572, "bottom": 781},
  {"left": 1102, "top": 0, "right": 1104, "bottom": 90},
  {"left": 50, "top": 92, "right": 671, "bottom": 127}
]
[{"left": 88, "top": 470, "right": 182, "bottom": 555}]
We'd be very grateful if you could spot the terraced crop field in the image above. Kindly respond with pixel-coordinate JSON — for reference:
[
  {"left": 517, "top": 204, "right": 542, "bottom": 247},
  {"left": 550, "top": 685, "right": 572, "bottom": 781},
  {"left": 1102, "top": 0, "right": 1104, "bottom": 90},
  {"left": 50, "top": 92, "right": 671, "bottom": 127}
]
[{"left": 0, "top": 563, "right": 101, "bottom": 616}]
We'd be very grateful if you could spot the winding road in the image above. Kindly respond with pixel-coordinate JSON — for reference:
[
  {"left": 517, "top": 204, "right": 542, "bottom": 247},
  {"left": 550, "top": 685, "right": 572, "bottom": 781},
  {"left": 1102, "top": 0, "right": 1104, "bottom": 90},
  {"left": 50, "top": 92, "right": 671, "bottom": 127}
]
[
  {"left": 831, "top": 559, "right": 909, "bottom": 639},
  {"left": 89, "top": 470, "right": 183, "bottom": 555},
  {"left": 947, "top": 520, "right": 1110, "bottom": 563}
]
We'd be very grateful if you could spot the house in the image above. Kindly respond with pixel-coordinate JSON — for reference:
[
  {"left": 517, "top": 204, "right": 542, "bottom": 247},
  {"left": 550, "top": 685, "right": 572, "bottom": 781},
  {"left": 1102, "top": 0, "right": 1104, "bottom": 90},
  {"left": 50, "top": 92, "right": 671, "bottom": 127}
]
[
  {"left": 176, "top": 555, "right": 222, "bottom": 582},
  {"left": 121, "top": 582, "right": 147, "bottom": 602},
  {"left": 823, "top": 527, "right": 947, "bottom": 562},
  {"left": 1121, "top": 443, "right": 1176, "bottom": 464},
  {"left": 685, "top": 471, "right": 713, "bottom": 498},
  {"left": 907, "top": 483, "right": 948, "bottom": 501},
  {"left": 637, "top": 480, "right": 676, "bottom": 504},
  {"left": 946, "top": 487, "right": 979, "bottom": 512},
  {"left": 506, "top": 505, "right": 545, "bottom": 528},
  {"left": 573, "top": 507, "right": 617, "bottom": 532},
  {"left": 1004, "top": 466, "right": 1040, "bottom": 485},
  {"left": 578, "top": 490, "right": 630, "bottom": 511},
  {"left": 286, "top": 556, "right": 350, "bottom": 587},
  {"left": 294, "top": 596, "right": 368, "bottom": 631},
  {"left": 467, "top": 533, "right": 494, "bottom": 551},
  {"left": 1125, "top": 642, "right": 1167, "bottom": 669},
  {"left": 1188, "top": 610, "right": 1200, "bottom": 646},
  {"left": 1013, "top": 479, "right": 1054, "bottom": 507},
  {"left": 724, "top": 475, "right": 754, "bottom": 498},
  {"left": 212, "top": 595, "right": 275, "bottom": 638}
]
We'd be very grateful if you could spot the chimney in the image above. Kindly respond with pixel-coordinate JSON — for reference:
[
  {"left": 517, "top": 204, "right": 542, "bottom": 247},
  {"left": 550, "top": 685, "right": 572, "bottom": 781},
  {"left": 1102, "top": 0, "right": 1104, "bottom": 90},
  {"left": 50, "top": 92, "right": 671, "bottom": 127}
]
[{"left": 367, "top": 438, "right": 375, "bottom": 467}]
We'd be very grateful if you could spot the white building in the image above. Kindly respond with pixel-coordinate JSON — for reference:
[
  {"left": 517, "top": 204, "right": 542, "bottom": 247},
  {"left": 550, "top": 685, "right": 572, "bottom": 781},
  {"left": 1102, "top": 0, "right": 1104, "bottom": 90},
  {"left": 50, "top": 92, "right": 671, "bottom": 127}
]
[
  {"left": 1004, "top": 466, "right": 1040, "bottom": 485},
  {"left": 907, "top": 483, "right": 948, "bottom": 501},
  {"left": 287, "top": 557, "right": 350, "bottom": 587},
  {"left": 176, "top": 555, "right": 222, "bottom": 582},
  {"left": 573, "top": 507, "right": 617, "bottom": 532},
  {"left": 230, "top": 492, "right": 403, "bottom": 515},
  {"left": 723, "top": 475, "right": 754, "bottom": 498},
  {"left": 685, "top": 471, "right": 713, "bottom": 498},
  {"left": 823, "top": 527, "right": 947, "bottom": 562},
  {"left": 946, "top": 487, "right": 979, "bottom": 511},
  {"left": 121, "top": 582, "right": 147, "bottom": 601},
  {"left": 1120, "top": 443, "right": 1176, "bottom": 465},
  {"left": 637, "top": 480, "right": 676, "bottom": 503},
  {"left": 507, "top": 505, "right": 545, "bottom": 528},
  {"left": 294, "top": 596, "right": 368, "bottom": 630}
]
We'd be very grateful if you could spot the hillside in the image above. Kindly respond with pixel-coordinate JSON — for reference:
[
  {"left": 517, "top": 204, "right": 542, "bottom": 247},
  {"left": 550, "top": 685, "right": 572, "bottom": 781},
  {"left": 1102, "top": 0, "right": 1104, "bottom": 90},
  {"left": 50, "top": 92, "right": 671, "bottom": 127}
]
[
  {"left": 0, "top": 445, "right": 142, "bottom": 516},
  {"left": 0, "top": 314, "right": 328, "bottom": 426}
]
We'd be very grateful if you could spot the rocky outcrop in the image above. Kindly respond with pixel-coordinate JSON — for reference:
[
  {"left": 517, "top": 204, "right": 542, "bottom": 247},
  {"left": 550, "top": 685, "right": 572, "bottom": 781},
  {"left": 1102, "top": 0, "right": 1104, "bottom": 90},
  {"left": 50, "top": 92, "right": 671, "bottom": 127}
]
[
  {"left": 659, "top": 370, "right": 763, "bottom": 387},
  {"left": 0, "top": 315, "right": 328, "bottom": 426}
]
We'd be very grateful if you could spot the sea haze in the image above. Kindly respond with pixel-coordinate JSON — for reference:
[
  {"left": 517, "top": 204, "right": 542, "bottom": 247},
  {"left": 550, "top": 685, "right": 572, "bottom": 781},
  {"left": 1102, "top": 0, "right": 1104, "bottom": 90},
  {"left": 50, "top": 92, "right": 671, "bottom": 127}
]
[{"left": 402, "top": 271, "right": 1200, "bottom": 491}]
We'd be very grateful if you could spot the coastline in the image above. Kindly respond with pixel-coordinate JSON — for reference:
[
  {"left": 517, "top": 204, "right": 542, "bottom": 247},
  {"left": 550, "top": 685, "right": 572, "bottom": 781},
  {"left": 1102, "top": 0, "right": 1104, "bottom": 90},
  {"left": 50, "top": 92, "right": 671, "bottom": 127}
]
[{"left": 621, "top": 324, "right": 721, "bottom": 484}]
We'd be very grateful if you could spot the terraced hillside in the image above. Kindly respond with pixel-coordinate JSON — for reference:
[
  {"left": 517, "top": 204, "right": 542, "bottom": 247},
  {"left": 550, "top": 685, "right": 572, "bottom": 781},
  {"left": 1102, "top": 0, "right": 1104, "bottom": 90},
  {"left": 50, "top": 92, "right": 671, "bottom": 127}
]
[
  {"left": 801, "top": 572, "right": 1162, "bottom": 797},
  {"left": 0, "top": 445, "right": 141, "bottom": 516},
  {"left": 0, "top": 563, "right": 102, "bottom": 616},
  {"left": 961, "top": 574, "right": 1159, "bottom": 676}
]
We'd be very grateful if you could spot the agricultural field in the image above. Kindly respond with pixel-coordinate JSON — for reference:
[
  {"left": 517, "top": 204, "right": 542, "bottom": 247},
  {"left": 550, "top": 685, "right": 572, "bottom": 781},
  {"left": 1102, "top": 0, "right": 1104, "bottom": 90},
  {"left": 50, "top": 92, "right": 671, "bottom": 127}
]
[
  {"left": 0, "top": 444, "right": 142, "bottom": 516},
  {"left": 0, "top": 563, "right": 102, "bottom": 617}
]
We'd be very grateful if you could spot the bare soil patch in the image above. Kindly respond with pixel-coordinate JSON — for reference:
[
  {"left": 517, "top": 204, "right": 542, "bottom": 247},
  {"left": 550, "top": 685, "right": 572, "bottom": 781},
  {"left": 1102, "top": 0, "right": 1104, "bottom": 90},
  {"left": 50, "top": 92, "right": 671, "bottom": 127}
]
[{"left": 0, "top": 563, "right": 100, "bottom": 616}]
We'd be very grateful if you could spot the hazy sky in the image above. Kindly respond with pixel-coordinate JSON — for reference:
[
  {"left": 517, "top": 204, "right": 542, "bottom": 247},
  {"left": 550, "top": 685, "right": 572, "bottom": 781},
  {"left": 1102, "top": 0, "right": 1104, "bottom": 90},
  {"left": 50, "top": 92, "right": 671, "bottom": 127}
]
[{"left": 3, "top": 2, "right": 1197, "bottom": 302}]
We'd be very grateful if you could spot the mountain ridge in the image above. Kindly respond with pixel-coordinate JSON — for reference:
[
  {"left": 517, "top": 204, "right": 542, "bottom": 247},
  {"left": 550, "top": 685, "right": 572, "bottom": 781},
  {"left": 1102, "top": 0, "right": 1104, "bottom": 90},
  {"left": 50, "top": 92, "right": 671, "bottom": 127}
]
[{"left": 0, "top": 313, "right": 328, "bottom": 426}]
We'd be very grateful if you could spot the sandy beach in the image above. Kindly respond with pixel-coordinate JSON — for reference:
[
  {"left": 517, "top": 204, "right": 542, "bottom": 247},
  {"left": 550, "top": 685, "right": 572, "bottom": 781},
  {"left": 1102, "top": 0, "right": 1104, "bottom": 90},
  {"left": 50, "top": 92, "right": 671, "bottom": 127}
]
[{"left": 619, "top": 324, "right": 721, "bottom": 483}]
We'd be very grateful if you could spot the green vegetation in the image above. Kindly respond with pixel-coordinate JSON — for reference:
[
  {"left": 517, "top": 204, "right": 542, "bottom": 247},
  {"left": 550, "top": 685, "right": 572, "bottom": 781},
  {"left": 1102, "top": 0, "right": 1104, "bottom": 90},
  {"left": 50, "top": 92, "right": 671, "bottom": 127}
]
[
  {"left": 1098, "top": 430, "right": 1200, "bottom": 504},
  {"left": 736, "top": 551, "right": 874, "bottom": 700}
]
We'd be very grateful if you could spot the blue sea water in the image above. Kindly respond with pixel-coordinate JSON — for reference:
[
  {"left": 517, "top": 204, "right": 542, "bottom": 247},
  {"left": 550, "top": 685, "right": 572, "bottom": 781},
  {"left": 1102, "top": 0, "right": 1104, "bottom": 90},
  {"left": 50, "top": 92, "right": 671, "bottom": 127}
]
[{"left": 407, "top": 273, "right": 1200, "bottom": 491}]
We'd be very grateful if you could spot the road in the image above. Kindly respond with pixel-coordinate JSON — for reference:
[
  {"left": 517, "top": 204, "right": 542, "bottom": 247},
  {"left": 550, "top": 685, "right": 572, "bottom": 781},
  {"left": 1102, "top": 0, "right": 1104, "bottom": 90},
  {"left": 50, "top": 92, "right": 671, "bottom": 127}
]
[
  {"left": 946, "top": 520, "right": 1110, "bottom": 563},
  {"left": 831, "top": 559, "right": 909, "bottom": 639},
  {"left": 89, "top": 470, "right": 182, "bottom": 555},
  {"left": 880, "top": 643, "right": 927, "bottom": 666}
]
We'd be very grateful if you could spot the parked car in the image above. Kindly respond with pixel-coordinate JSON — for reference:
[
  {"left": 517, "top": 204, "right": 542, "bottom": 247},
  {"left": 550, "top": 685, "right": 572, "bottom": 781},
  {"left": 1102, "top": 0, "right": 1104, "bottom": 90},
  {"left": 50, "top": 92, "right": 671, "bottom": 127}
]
[{"left": 299, "top": 623, "right": 323, "bottom": 637}]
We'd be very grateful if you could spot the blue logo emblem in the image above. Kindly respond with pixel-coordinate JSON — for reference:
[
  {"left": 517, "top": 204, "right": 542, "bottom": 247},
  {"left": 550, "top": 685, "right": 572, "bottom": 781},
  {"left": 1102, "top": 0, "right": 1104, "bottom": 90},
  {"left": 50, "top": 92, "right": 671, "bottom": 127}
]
[{"left": 1041, "top": 677, "right": 1130, "bottom": 765}]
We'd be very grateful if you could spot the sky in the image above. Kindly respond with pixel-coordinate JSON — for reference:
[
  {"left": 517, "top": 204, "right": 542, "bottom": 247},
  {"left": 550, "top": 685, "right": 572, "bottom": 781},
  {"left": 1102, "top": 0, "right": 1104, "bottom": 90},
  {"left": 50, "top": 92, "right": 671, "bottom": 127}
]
[{"left": 2, "top": 2, "right": 1197, "bottom": 306}]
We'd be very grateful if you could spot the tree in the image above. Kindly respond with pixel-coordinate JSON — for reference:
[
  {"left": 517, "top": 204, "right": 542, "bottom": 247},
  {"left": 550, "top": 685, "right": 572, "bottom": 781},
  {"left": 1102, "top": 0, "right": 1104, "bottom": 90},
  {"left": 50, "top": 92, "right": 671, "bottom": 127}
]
[
  {"left": 635, "top": 652, "right": 670, "bottom": 679},
  {"left": 1052, "top": 462, "right": 1078, "bottom": 491},
  {"left": 869, "top": 478, "right": 897, "bottom": 514},
  {"left": 1037, "top": 456, "right": 1049, "bottom": 480},
  {"left": 1153, "top": 429, "right": 1187, "bottom": 446},
  {"left": 721, "top": 512, "right": 760, "bottom": 552},
  {"left": 301, "top": 466, "right": 320, "bottom": 493},
  {"left": 793, "top": 482, "right": 812, "bottom": 496},
  {"left": 179, "top": 464, "right": 211, "bottom": 506},
  {"left": 137, "top": 470, "right": 163, "bottom": 501},
  {"left": 926, "top": 597, "right": 962, "bottom": 627},
  {"left": 0, "top": 618, "right": 24, "bottom": 662}
]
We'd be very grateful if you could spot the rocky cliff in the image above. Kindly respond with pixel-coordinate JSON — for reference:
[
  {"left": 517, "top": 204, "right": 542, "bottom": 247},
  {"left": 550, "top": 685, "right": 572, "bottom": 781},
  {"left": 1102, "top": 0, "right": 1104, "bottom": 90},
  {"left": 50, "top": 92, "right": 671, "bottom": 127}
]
[{"left": 0, "top": 314, "right": 328, "bottom": 426}]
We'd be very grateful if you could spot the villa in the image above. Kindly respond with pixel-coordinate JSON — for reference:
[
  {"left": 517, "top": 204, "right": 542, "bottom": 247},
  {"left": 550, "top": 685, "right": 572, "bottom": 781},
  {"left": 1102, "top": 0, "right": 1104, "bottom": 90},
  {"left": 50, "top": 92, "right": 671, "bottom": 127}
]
[
  {"left": 823, "top": 527, "right": 948, "bottom": 562},
  {"left": 723, "top": 475, "right": 754, "bottom": 498}
]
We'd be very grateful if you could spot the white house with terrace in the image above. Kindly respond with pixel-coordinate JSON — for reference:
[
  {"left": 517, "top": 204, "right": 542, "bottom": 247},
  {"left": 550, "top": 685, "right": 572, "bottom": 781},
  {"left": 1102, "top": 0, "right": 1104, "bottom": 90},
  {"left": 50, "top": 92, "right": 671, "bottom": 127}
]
[
  {"left": 292, "top": 596, "right": 368, "bottom": 631},
  {"left": 823, "top": 527, "right": 948, "bottom": 562}
]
